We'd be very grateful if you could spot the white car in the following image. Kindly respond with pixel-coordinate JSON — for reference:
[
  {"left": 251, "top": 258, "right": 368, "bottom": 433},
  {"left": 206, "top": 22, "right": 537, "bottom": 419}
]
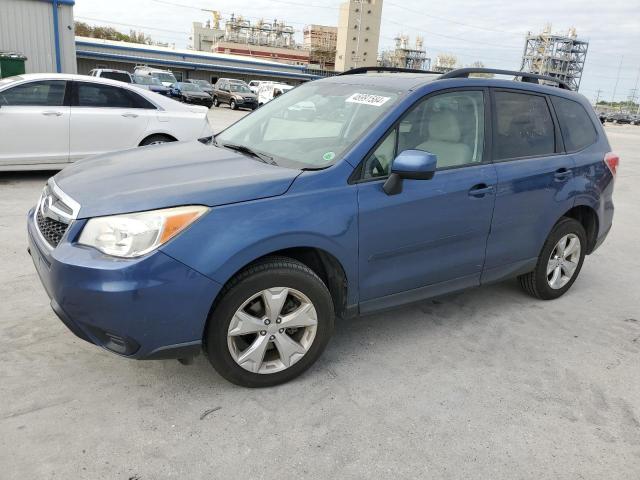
[
  {"left": 133, "top": 66, "right": 178, "bottom": 87},
  {"left": 248, "top": 80, "right": 267, "bottom": 94},
  {"left": 257, "top": 82, "right": 293, "bottom": 106},
  {"left": 0, "top": 73, "right": 212, "bottom": 171}
]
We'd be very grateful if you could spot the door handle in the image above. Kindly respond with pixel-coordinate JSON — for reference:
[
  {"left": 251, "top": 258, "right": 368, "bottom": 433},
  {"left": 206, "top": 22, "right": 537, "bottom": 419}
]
[
  {"left": 468, "top": 184, "right": 494, "bottom": 197},
  {"left": 42, "top": 111, "right": 62, "bottom": 116},
  {"left": 554, "top": 168, "right": 572, "bottom": 181},
  {"left": 122, "top": 112, "right": 139, "bottom": 118}
]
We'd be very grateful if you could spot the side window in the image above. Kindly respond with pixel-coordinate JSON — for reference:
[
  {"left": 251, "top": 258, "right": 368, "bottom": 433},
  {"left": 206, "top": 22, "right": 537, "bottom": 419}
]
[
  {"left": 551, "top": 96, "right": 597, "bottom": 152},
  {"left": 0, "top": 80, "right": 66, "bottom": 106},
  {"left": 397, "top": 90, "right": 485, "bottom": 169},
  {"left": 127, "top": 90, "right": 156, "bottom": 109},
  {"left": 75, "top": 83, "right": 152, "bottom": 109},
  {"left": 363, "top": 128, "right": 397, "bottom": 179},
  {"left": 493, "top": 91, "right": 555, "bottom": 160}
]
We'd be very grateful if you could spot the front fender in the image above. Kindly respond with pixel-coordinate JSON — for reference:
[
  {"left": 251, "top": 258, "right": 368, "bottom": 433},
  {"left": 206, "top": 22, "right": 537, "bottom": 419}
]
[{"left": 160, "top": 181, "right": 359, "bottom": 305}]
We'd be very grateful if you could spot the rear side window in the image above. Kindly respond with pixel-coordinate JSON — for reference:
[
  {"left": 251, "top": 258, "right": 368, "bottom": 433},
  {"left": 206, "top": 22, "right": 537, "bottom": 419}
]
[
  {"left": 551, "top": 96, "right": 597, "bottom": 152},
  {"left": 75, "top": 83, "right": 155, "bottom": 109},
  {"left": 493, "top": 91, "right": 555, "bottom": 160},
  {"left": 0, "top": 80, "right": 66, "bottom": 106}
]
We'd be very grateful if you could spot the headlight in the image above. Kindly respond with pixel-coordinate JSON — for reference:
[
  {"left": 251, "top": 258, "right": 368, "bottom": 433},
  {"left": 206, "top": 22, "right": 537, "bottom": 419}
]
[{"left": 78, "top": 206, "right": 208, "bottom": 258}]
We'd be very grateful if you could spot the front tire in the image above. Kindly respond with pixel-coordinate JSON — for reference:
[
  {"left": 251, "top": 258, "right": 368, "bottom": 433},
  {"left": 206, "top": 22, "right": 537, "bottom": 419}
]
[
  {"left": 213, "top": 96, "right": 219, "bottom": 107},
  {"left": 518, "top": 217, "right": 587, "bottom": 300},
  {"left": 205, "top": 257, "right": 335, "bottom": 387},
  {"left": 230, "top": 99, "right": 237, "bottom": 110}
]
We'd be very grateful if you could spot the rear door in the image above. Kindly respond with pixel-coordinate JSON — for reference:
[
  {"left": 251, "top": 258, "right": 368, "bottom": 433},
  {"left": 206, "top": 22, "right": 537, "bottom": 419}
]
[
  {"left": 69, "top": 81, "right": 153, "bottom": 160},
  {"left": 482, "top": 89, "right": 575, "bottom": 282},
  {"left": 0, "top": 79, "right": 69, "bottom": 166}
]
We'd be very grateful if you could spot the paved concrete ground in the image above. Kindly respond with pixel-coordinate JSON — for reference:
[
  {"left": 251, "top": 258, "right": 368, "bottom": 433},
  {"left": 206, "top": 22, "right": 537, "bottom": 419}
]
[{"left": 1, "top": 112, "right": 639, "bottom": 479}]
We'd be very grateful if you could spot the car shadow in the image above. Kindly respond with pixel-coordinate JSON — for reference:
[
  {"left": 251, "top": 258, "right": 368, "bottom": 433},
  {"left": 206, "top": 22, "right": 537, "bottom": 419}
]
[{"left": 132, "top": 278, "right": 530, "bottom": 390}]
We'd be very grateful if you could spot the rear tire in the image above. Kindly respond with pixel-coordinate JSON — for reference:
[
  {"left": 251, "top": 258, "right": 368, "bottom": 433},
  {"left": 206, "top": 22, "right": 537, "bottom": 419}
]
[
  {"left": 518, "top": 217, "right": 587, "bottom": 300},
  {"left": 205, "top": 256, "right": 335, "bottom": 387},
  {"left": 139, "top": 134, "right": 175, "bottom": 146}
]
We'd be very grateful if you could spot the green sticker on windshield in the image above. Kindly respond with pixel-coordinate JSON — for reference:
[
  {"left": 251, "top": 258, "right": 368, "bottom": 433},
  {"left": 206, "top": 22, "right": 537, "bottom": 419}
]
[{"left": 323, "top": 151, "right": 336, "bottom": 162}]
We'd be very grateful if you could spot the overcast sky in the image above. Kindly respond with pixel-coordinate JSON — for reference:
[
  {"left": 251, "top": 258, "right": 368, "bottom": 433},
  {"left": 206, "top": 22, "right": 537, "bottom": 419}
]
[{"left": 75, "top": 0, "right": 640, "bottom": 103}]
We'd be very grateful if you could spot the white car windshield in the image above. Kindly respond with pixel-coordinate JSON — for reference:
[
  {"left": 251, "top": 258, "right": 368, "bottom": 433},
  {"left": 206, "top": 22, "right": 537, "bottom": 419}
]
[
  {"left": 154, "top": 72, "right": 177, "bottom": 83},
  {"left": 134, "top": 75, "right": 162, "bottom": 86},
  {"left": 216, "top": 82, "right": 400, "bottom": 169}
]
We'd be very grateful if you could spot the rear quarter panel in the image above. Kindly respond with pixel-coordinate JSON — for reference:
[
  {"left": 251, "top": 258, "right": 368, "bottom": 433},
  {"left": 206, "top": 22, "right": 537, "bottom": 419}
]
[{"left": 570, "top": 104, "right": 615, "bottom": 242}]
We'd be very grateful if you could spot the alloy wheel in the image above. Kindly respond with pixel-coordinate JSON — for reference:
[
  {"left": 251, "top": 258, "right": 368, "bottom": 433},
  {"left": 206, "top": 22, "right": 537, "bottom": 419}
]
[
  {"left": 546, "top": 233, "right": 581, "bottom": 289},
  {"left": 227, "top": 287, "right": 318, "bottom": 374}
]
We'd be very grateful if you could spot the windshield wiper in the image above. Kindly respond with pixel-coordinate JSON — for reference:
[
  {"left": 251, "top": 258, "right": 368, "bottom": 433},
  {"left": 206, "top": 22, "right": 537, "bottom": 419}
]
[{"left": 221, "top": 142, "right": 277, "bottom": 165}]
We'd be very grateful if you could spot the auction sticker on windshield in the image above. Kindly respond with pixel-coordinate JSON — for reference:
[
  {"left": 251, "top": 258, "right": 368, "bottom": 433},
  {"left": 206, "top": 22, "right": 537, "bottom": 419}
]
[{"left": 345, "top": 93, "right": 391, "bottom": 107}]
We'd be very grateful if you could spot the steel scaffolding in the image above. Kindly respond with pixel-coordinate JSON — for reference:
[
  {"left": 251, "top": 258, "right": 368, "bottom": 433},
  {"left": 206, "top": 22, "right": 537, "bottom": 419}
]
[{"left": 520, "top": 26, "right": 588, "bottom": 91}]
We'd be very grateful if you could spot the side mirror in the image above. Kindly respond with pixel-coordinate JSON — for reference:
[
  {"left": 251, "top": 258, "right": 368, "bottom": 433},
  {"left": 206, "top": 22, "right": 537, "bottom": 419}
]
[{"left": 383, "top": 150, "right": 437, "bottom": 195}]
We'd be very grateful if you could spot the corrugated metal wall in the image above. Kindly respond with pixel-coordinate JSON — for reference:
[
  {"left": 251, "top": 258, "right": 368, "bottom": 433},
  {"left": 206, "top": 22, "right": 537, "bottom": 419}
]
[{"left": 0, "top": 0, "right": 77, "bottom": 73}]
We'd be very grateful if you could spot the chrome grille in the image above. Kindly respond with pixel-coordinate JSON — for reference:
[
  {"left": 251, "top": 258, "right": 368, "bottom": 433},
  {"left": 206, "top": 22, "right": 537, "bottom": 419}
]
[{"left": 34, "top": 180, "right": 80, "bottom": 249}]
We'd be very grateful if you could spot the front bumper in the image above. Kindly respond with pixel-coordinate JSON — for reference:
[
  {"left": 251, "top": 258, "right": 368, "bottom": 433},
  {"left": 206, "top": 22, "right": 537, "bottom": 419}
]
[
  {"left": 234, "top": 98, "right": 258, "bottom": 109},
  {"left": 27, "top": 208, "right": 222, "bottom": 359},
  {"left": 185, "top": 96, "right": 213, "bottom": 106}
]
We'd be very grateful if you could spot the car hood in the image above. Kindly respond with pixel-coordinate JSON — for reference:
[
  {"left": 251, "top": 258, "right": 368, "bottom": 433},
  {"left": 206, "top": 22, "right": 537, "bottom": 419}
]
[{"left": 54, "top": 141, "right": 301, "bottom": 219}]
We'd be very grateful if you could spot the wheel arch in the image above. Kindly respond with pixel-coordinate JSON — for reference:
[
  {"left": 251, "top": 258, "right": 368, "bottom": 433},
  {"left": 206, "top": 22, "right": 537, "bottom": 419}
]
[
  {"left": 561, "top": 204, "right": 599, "bottom": 254},
  {"left": 138, "top": 132, "right": 178, "bottom": 146},
  {"left": 208, "top": 246, "right": 352, "bottom": 324}
]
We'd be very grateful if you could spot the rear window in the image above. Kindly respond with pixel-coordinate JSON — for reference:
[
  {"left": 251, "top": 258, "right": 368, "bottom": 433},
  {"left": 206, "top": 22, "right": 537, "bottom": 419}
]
[
  {"left": 551, "top": 96, "right": 598, "bottom": 152},
  {"left": 493, "top": 91, "right": 555, "bottom": 160},
  {"left": 100, "top": 71, "right": 131, "bottom": 83}
]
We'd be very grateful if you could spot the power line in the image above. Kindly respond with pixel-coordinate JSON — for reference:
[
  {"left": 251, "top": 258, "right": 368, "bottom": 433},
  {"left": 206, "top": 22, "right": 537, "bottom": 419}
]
[{"left": 384, "top": 1, "right": 522, "bottom": 37}]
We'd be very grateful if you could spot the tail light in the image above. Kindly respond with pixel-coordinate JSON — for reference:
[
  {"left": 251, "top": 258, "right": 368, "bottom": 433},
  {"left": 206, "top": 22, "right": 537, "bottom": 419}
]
[{"left": 604, "top": 152, "right": 619, "bottom": 177}]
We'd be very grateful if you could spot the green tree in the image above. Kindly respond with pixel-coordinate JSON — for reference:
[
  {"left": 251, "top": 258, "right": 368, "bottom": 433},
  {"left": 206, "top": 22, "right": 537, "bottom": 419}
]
[{"left": 74, "top": 21, "right": 154, "bottom": 45}]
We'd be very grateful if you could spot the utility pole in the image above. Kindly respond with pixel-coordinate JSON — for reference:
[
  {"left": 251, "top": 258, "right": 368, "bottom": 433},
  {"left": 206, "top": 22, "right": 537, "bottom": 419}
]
[
  {"left": 611, "top": 56, "right": 623, "bottom": 106},
  {"left": 633, "top": 66, "right": 640, "bottom": 115},
  {"left": 594, "top": 89, "right": 603, "bottom": 105}
]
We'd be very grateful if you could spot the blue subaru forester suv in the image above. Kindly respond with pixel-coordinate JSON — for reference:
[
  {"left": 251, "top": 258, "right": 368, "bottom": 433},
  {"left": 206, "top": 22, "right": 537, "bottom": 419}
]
[{"left": 28, "top": 68, "right": 618, "bottom": 387}]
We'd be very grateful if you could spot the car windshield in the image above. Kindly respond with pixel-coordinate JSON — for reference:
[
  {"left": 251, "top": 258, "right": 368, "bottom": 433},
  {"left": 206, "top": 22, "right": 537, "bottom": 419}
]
[
  {"left": 154, "top": 72, "right": 177, "bottom": 83},
  {"left": 229, "top": 84, "right": 252, "bottom": 93},
  {"left": 133, "top": 75, "right": 153, "bottom": 85},
  {"left": 180, "top": 83, "right": 201, "bottom": 92},
  {"left": 193, "top": 80, "right": 211, "bottom": 87},
  {"left": 216, "top": 81, "right": 401, "bottom": 169}
]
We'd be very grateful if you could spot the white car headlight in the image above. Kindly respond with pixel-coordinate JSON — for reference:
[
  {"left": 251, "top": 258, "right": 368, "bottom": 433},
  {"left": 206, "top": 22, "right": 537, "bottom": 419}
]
[{"left": 78, "top": 206, "right": 209, "bottom": 258}]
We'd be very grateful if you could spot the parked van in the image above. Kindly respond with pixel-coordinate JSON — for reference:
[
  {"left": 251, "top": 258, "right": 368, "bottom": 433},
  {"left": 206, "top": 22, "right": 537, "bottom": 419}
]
[{"left": 133, "top": 66, "right": 178, "bottom": 87}]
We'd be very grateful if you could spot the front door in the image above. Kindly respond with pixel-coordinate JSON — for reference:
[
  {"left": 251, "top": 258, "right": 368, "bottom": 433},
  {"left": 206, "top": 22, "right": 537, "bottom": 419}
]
[
  {"left": 356, "top": 89, "right": 497, "bottom": 309},
  {"left": 0, "top": 79, "right": 69, "bottom": 166}
]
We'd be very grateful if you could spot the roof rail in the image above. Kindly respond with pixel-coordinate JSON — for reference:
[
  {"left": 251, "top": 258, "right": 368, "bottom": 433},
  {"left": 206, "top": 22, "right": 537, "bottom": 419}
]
[
  {"left": 439, "top": 68, "right": 572, "bottom": 90},
  {"left": 338, "top": 66, "right": 442, "bottom": 76}
]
